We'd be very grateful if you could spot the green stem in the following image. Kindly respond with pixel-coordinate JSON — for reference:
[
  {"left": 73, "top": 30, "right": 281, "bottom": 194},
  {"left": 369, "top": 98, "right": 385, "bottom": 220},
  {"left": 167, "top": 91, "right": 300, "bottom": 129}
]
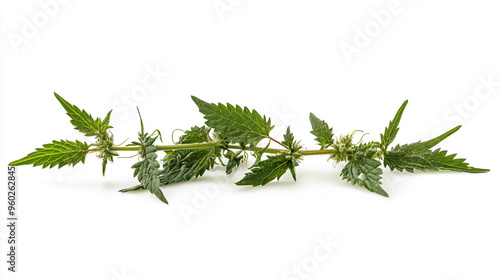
[
  {"left": 110, "top": 141, "right": 337, "bottom": 156},
  {"left": 299, "top": 149, "right": 336, "bottom": 156}
]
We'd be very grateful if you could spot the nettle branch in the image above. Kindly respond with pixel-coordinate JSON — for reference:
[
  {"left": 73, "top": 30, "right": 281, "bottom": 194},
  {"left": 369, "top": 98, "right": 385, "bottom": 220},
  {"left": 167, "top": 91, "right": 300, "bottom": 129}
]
[{"left": 10, "top": 93, "right": 490, "bottom": 204}]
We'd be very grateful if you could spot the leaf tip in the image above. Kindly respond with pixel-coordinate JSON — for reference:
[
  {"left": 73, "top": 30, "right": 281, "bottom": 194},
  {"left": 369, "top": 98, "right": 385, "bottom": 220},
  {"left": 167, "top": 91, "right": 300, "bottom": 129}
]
[
  {"left": 8, "top": 160, "right": 20, "bottom": 166},
  {"left": 154, "top": 190, "right": 169, "bottom": 205},
  {"left": 191, "top": 95, "right": 202, "bottom": 104},
  {"left": 53, "top": 92, "right": 67, "bottom": 105}
]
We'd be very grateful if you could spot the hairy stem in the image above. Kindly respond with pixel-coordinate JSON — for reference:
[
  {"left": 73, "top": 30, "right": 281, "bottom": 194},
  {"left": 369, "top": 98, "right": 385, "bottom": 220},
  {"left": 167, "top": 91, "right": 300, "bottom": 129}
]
[{"left": 109, "top": 141, "right": 340, "bottom": 156}]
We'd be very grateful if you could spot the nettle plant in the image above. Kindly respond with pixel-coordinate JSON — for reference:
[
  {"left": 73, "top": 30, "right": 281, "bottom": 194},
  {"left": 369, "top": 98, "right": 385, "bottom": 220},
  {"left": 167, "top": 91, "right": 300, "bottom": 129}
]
[{"left": 10, "top": 93, "right": 489, "bottom": 204}]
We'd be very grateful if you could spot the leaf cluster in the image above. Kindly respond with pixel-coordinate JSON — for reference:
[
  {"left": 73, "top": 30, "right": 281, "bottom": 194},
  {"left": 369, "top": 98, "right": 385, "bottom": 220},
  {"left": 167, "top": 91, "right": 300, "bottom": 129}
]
[
  {"left": 10, "top": 93, "right": 116, "bottom": 174},
  {"left": 309, "top": 100, "right": 489, "bottom": 197}
]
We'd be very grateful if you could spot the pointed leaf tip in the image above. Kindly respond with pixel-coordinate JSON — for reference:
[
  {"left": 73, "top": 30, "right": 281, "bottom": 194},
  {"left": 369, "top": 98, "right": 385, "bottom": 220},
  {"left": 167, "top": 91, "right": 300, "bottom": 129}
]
[{"left": 381, "top": 100, "right": 409, "bottom": 150}]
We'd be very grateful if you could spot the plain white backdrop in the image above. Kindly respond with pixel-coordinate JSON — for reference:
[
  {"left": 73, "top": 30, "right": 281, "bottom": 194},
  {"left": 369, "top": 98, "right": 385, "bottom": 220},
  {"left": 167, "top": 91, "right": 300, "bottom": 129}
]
[{"left": 1, "top": 1, "right": 499, "bottom": 279}]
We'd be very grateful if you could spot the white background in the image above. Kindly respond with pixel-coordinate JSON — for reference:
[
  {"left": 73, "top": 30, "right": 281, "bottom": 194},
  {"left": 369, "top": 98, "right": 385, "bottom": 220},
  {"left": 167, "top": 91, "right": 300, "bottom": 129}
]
[{"left": 1, "top": 1, "right": 499, "bottom": 279}]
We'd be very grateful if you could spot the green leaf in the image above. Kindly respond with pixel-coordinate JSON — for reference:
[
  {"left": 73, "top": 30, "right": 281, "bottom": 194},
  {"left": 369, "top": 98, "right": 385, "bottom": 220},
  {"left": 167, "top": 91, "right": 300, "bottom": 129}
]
[
  {"left": 383, "top": 125, "right": 488, "bottom": 173},
  {"left": 309, "top": 113, "right": 334, "bottom": 149},
  {"left": 102, "top": 110, "right": 112, "bottom": 131},
  {"left": 237, "top": 127, "right": 301, "bottom": 186},
  {"left": 385, "top": 146, "right": 489, "bottom": 173},
  {"left": 176, "top": 126, "right": 211, "bottom": 144},
  {"left": 340, "top": 153, "right": 387, "bottom": 197},
  {"left": 404, "top": 125, "right": 461, "bottom": 154},
  {"left": 160, "top": 148, "right": 218, "bottom": 185},
  {"left": 121, "top": 109, "right": 167, "bottom": 204},
  {"left": 130, "top": 145, "right": 168, "bottom": 204},
  {"left": 191, "top": 96, "right": 274, "bottom": 146},
  {"left": 9, "top": 140, "right": 89, "bottom": 168},
  {"left": 118, "top": 185, "right": 144, "bottom": 193},
  {"left": 282, "top": 126, "right": 302, "bottom": 153},
  {"left": 236, "top": 154, "right": 296, "bottom": 186},
  {"left": 159, "top": 125, "right": 220, "bottom": 185},
  {"left": 381, "top": 100, "right": 408, "bottom": 150},
  {"left": 54, "top": 92, "right": 112, "bottom": 137},
  {"left": 224, "top": 150, "right": 243, "bottom": 175}
]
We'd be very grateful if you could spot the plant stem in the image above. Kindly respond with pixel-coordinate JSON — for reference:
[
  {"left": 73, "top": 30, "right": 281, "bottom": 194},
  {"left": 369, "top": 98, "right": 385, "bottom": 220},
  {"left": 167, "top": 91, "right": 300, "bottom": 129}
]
[
  {"left": 110, "top": 141, "right": 336, "bottom": 156},
  {"left": 226, "top": 144, "right": 284, "bottom": 154},
  {"left": 267, "top": 136, "right": 289, "bottom": 149}
]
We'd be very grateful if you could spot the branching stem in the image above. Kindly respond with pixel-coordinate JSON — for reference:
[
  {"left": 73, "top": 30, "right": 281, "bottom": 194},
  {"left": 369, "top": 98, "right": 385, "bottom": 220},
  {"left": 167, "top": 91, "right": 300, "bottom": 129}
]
[{"left": 108, "top": 142, "right": 336, "bottom": 156}]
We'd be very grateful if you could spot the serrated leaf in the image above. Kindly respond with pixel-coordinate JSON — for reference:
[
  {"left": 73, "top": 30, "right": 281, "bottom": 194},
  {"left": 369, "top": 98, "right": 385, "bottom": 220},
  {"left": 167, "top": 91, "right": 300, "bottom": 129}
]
[
  {"left": 309, "top": 113, "right": 334, "bottom": 149},
  {"left": 383, "top": 125, "right": 488, "bottom": 173},
  {"left": 381, "top": 100, "right": 408, "bottom": 150},
  {"left": 160, "top": 148, "right": 218, "bottom": 185},
  {"left": 385, "top": 146, "right": 489, "bottom": 173},
  {"left": 125, "top": 137, "right": 168, "bottom": 204},
  {"left": 131, "top": 155, "right": 168, "bottom": 204},
  {"left": 176, "top": 126, "right": 211, "bottom": 144},
  {"left": 121, "top": 109, "right": 167, "bottom": 204},
  {"left": 224, "top": 150, "right": 243, "bottom": 175},
  {"left": 102, "top": 110, "right": 113, "bottom": 131},
  {"left": 236, "top": 154, "right": 296, "bottom": 186},
  {"left": 341, "top": 155, "right": 387, "bottom": 197},
  {"left": 191, "top": 96, "right": 274, "bottom": 146},
  {"left": 9, "top": 140, "right": 89, "bottom": 168},
  {"left": 283, "top": 126, "right": 302, "bottom": 153},
  {"left": 54, "top": 92, "right": 111, "bottom": 137},
  {"left": 159, "top": 125, "right": 220, "bottom": 185},
  {"left": 405, "top": 125, "right": 461, "bottom": 154}
]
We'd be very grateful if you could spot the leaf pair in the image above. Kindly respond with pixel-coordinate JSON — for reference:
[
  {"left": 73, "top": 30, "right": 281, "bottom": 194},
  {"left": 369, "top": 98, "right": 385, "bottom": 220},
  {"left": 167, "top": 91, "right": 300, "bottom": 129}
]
[
  {"left": 381, "top": 101, "right": 489, "bottom": 174},
  {"left": 10, "top": 93, "right": 115, "bottom": 174}
]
